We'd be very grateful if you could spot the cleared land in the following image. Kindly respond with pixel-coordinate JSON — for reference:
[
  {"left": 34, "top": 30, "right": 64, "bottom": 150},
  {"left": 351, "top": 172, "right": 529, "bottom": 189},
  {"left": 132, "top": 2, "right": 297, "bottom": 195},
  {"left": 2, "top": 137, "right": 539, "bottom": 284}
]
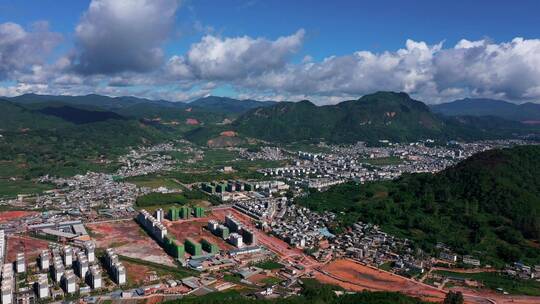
[
  {"left": 314, "top": 259, "right": 446, "bottom": 303},
  {"left": 87, "top": 219, "right": 175, "bottom": 266},
  {"left": 123, "top": 260, "right": 155, "bottom": 285},
  {"left": 315, "top": 259, "right": 540, "bottom": 304},
  {"left": 6, "top": 235, "right": 49, "bottom": 262},
  {"left": 433, "top": 269, "right": 540, "bottom": 296},
  {"left": 0, "top": 210, "right": 38, "bottom": 223},
  {"left": 164, "top": 214, "right": 234, "bottom": 251}
]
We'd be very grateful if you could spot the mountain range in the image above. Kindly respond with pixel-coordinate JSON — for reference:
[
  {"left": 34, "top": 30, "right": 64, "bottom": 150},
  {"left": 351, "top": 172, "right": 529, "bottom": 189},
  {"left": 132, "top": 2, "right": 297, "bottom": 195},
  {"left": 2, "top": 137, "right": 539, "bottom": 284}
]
[
  {"left": 187, "top": 96, "right": 276, "bottom": 113},
  {"left": 232, "top": 92, "right": 445, "bottom": 143},
  {"left": 431, "top": 98, "right": 540, "bottom": 122},
  {"left": 3, "top": 92, "right": 540, "bottom": 147},
  {"left": 226, "top": 92, "right": 539, "bottom": 144},
  {"left": 6, "top": 93, "right": 276, "bottom": 114}
]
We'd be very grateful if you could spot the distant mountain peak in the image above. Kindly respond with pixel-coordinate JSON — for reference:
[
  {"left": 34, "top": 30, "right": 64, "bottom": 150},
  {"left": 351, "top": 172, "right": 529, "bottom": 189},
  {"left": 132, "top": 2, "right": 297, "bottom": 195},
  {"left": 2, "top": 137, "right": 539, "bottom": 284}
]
[
  {"left": 432, "top": 97, "right": 540, "bottom": 121},
  {"left": 189, "top": 95, "right": 277, "bottom": 113}
]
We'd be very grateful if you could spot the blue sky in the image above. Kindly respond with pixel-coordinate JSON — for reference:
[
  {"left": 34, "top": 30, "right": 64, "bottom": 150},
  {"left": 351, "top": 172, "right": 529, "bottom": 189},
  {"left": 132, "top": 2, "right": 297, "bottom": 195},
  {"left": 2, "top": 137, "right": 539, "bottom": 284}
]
[{"left": 1, "top": 0, "right": 540, "bottom": 104}]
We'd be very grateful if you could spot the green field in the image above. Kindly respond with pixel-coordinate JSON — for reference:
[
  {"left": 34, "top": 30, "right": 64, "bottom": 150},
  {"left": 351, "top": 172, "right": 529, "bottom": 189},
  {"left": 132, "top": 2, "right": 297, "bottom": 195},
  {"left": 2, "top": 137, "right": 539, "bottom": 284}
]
[
  {"left": 119, "top": 255, "right": 196, "bottom": 280},
  {"left": 168, "top": 154, "right": 283, "bottom": 184},
  {"left": 0, "top": 161, "right": 27, "bottom": 178},
  {"left": 163, "top": 151, "right": 193, "bottom": 162},
  {"left": 260, "top": 276, "right": 283, "bottom": 286},
  {"left": 202, "top": 149, "right": 239, "bottom": 164},
  {"left": 253, "top": 260, "right": 284, "bottom": 270},
  {"left": 135, "top": 189, "right": 217, "bottom": 208},
  {"left": 169, "top": 278, "right": 429, "bottom": 304},
  {"left": 434, "top": 270, "right": 540, "bottom": 296},
  {"left": 0, "top": 179, "right": 54, "bottom": 199},
  {"left": 125, "top": 175, "right": 184, "bottom": 190}
]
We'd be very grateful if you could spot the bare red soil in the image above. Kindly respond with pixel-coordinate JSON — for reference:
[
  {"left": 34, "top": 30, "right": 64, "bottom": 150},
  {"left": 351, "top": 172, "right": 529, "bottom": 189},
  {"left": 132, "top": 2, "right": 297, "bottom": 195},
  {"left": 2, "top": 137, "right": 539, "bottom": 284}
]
[
  {"left": 87, "top": 219, "right": 175, "bottom": 266},
  {"left": 6, "top": 235, "right": 49, "bottom": 262},
  {"left": 0, "top": 211, "right": 37, "bottom": 223},
  {"left": 185, "top": 118, "right": 199, "bottom": 125}
]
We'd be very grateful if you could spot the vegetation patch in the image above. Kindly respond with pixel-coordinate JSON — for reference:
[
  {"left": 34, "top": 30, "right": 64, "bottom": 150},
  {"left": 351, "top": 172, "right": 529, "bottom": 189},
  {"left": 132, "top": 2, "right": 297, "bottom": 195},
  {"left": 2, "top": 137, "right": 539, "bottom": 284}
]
[
  {"left": 297, "top": 146, "right": 540, "bottom": 265},
  {"left": 434, "top": 270, "right": 540, "bottom": 296}
]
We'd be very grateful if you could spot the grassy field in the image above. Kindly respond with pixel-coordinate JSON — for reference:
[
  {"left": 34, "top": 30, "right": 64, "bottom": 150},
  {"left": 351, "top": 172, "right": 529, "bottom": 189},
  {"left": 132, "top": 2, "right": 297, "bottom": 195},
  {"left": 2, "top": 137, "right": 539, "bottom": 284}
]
[
  {"left": 119, "top": 255, "right": 196, "bottom": 279},
  {"left": 135, "top": 188, "right": 218, "bottom": 210},
  {"left": 163, "top": 151, "right": 193, "bottom": 162},
  {"left": 125, "top": 175, "right": 184, "bottom": 190},
  {"left": 202, "top": 149, "right": 239, "bottom": 165},
  {"left": 253, "top": 260, "right": 284, "bottom": 270},
  {"left": 0, "top": 179, "right": 54, "bottom": 199},
  {"left": 168, "top": 158, "right": 283, "bottom": 184},
  {"left": 260, "top": 276, "right": 283, "bottom": 286},
  {"left": 0, "top": 161, "right": 27, "bottom": 178},
  {"left": 434, "top": 270, "right": 540, "bottom": 296}
]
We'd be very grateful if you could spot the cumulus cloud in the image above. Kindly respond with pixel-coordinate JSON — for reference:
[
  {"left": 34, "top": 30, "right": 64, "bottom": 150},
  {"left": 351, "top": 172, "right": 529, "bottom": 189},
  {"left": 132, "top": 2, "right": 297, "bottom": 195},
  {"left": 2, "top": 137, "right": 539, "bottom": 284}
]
[
  {"left": 0, "top": 22, "right": 62, "bottom": 80},
  {"left": 72, "top": 0, "right": 180, "bottom": 75},
  {"left": 246, "top": 40, "right": 436, "bottom": 95},
  {"left": 3, "top": 4, "right": 540, "bottom": 105},
  {"left": 235, "top": 37, "right": 540, "bottom": 103},
  {"left": 166, "top": 29, "right": 305, "bottom": 80},
  {"left": 433, "top": 38, "right": 540, "bottom": 100}
]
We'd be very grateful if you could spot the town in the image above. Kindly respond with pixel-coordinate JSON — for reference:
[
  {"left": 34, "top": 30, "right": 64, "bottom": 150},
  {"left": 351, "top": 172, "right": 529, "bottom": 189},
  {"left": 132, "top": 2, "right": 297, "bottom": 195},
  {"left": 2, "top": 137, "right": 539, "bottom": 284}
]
[{"left": 0, "top": 139, "right": 539, "bottom": 304}]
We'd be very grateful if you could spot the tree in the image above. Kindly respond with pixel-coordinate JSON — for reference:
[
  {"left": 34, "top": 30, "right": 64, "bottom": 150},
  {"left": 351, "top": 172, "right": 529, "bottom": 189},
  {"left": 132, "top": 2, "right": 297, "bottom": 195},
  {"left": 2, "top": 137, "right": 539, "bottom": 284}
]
[{"left": 444, "top": 291, "right": 464, "bottom": 304}]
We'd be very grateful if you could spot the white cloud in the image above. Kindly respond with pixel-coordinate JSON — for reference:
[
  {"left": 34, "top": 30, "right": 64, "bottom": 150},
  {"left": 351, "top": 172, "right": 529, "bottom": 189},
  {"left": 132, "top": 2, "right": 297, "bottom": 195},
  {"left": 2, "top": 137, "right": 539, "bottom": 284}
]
[
  {"left": 166, "top": 29, "right": 305, "bottom": 81},
  {"left": 72, "top": 0, "right": 180, "bottom": 75},
  {"left": 3, "top": 5, "right": 540, "bottom": 106},
  {"left": 240, "top": 39, "right": 441, "bottom": 98},
  {"left": 0, "top": 83, "right": 50, "bottom": 97},
  {"left": 433, "top": 37, "right": 540, "bottom": 100},
  {"left": 237, "top": 37, "right": 540, "bottom": 103},
  {"left": 0, "top": 22, "right": 62, "bottom": 80}
]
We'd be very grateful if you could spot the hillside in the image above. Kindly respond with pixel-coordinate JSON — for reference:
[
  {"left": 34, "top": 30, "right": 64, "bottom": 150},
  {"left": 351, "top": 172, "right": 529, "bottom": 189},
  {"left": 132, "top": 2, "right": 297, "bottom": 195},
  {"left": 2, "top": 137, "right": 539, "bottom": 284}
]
[
  {"left": 298, "top": 145, "right": 540, "bottom": 265},
  {"left": 7, "top": 93, "right": 174, "bottom": 110},
  {"left": 38, "top": 105, "right": 126, "bottom": 124},
  {"left": 232, "top": 92, "right": 538, "bottom": 144},
  {"left": 432, "top": 98, "right": 540, "bottom": 122},
  {"left": 5, "top": 94, "right": 270, "bottom": 125},
  {"left": 0, "top": 99, "right": 69, "bottom": 130},
  {"left": 0, "top": 100, "right": 172, "bottom": 177},
  {"left": 189, "top": 96, "right": 276, "bottom": 114}
]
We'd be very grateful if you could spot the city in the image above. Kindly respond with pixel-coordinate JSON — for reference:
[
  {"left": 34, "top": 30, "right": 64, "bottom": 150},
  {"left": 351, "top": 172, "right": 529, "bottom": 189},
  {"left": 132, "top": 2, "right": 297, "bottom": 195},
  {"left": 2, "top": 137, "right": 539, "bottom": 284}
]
[
  {"left": 1, "top": 1, "right": 540, "bottom": 304},
  {"left": 1, "top": 138, "right": 539, "bottom": 304}
]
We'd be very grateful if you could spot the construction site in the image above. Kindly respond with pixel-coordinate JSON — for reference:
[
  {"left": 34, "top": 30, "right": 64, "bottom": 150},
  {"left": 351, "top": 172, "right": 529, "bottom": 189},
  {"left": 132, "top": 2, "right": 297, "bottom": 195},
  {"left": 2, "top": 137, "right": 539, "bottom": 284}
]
[{"left": 86, "top": 219, "right": 176, "bottom": 266}]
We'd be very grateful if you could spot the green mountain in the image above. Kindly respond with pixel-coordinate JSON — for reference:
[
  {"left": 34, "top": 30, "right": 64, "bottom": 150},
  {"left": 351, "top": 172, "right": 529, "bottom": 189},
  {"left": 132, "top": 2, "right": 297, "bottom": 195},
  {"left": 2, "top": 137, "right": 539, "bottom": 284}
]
[
  {"left": 189, "top": 96, "right": 276, "bottom": 114},
  {"left": 0, "top": 99, "right": 72, "bottom": 131},
  {"left": 37, "top": 105, "right": 126, "bottom": 124},
  {"left": 432, "top": 98, "right": 540, "bottom": 122},
  {"left": 5, "top": 94, "right": 270, "bottom": 124},
  {"left": 0, "top": 99, "right": 172, "bottom": 177},
  {"left": 232, "top": 91, "right": 538, "bottom": 144},
  {"left": 7, "top": 93, "right": 177, "bottom": 110},
  {"left": 298, "top": 145, "right": 540, "bottom": 265}
]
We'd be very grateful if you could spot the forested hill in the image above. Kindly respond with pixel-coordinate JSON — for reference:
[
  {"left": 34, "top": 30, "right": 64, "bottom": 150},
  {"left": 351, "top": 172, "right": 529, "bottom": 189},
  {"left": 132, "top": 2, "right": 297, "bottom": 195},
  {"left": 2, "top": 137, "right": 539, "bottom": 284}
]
[
  {"left": 431, "top": 98, "right": 540, "bottom": 122},
  {"left": 233, "top": 92, "right": 445, "bottom": 143},
  {"left": 0, "top": 99, "right": 171, "bottom": 177},
  {"left": 188, "top": 96, "right": 276, "bottom": 113},
  {"left": 230, "top": 91, "right": 539, "bottom": 144},
  {"left": 298, "top": 145, "right": 540, "bottom": 265}
]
